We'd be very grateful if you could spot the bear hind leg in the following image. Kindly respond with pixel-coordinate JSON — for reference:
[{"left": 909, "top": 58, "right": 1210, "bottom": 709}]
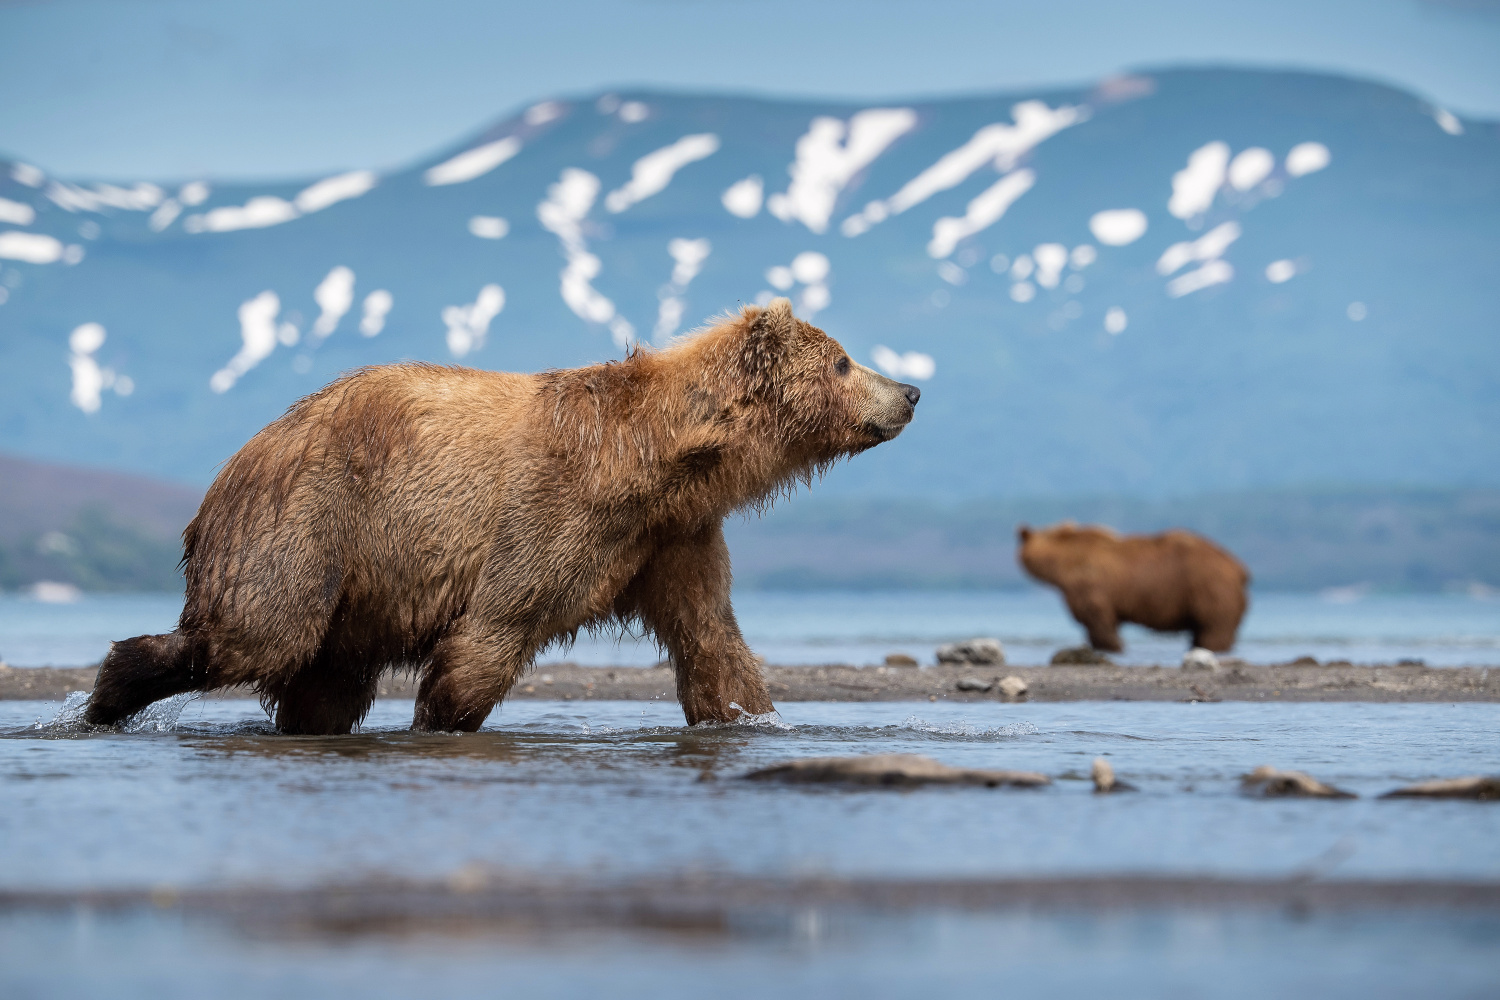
[
  {"left": 1192, "top": 620, "right": 1239, "bottom": 653},
  {"left": 84, "top": 632, "right": 205, "bottom": 727},
  {"left": 271, "top": 639, "right": 383, "bottom": 736}
]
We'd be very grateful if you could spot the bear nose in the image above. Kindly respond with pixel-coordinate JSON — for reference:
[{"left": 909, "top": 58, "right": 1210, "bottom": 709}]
[{"left": 901, "top": 383, "right": 921, "bottom": 407}]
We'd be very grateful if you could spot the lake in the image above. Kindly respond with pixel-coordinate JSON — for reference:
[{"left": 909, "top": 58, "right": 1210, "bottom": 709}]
[{"left": 2, "top": 588, "right": 1498, "bottom": 668}]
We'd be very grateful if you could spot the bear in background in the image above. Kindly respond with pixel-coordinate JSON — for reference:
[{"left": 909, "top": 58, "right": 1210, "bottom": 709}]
[
  {"left": 1017, "top": 522, "right": 1249, "bottom": 653},
  {"left": 85, "top": 298, "right": 920, "bottom": 734}
]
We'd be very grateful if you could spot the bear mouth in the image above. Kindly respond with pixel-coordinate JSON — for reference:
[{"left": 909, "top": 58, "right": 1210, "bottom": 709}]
[{"left": 862, "top": 419, "right": 909, "bottom": 443}]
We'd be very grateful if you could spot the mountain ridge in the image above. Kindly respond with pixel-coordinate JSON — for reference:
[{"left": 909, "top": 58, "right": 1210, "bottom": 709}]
[{"left": 1, "top": 67, "right": 1495, "bottom": 498}]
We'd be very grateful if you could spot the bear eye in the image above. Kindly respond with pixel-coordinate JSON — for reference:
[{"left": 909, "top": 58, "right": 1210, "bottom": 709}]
[{"left": 834, "top": 356, "right": 850, "bottom": 376}]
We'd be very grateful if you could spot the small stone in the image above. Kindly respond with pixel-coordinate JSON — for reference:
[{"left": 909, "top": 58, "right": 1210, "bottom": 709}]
[
  {"left": 1091, "top": 757, "right": 1136, "bottom": 793},
  {"left": 997, "top": 676, "right": 1028, "bottom": 700},
  {"left": 936, "top": 638, "right": 1005, "bottom": 666},
  {"left": 1379, "top": 775, "right": 1500, "bottom": 800},
  {"left": 1288, "top": 656, "right": 1319, "bottom": 667},
  {"left": 884, "top": 653, "right": 920, "bottom": 668},
  {"left": 1050, "top": 645, "right": 1113, "bottom": 666},
  {"left": 1395, "top": 658, "right": 1425, "bottom": 667},
  {"left": 1182, "top": 647, "right": 1220, "bottom": 672},
  {"left": 955, "top": 677, "right": 994, "bottom": 692},
  {"left": 745, "top": 753, "right": 1051, "bottom": 788},
  {"left": 1241, "top": 765, "right": 1355, "bottom": 799}
]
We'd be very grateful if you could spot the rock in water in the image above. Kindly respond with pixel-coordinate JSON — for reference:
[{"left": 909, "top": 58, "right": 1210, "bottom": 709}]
[
  {"left": 997, "top": 675, "right": 1028, "bottom": 701},
  {"left": 1379, "top": 776, "right": 1500, "bottom": 800},
  {"left": 1091, "top": 757, "right": 1136, "bottom": 793},
  {"left": 955, "top": 677, "right": 994, "bottom": 692},
  {"left": 745, "top": 754, "right": 1050, "bottom": 788},
  {"left": 1051, "top": 645, "right": 1113, "bottom": 666},
  {"left": 936, "top": 638, "right": 1006, "bottom": 666},
  {"left": 1241, "top": 765, "right": 1356, "bottom": 799},
  {"left": 1182, "top": 647, "right": 1220, "bottom": 671},
  {"left": 884, "top": 653, "right": 920, "bottom": 668}
]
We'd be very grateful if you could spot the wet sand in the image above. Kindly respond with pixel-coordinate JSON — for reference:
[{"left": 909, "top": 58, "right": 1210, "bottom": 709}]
[{"left": 3, "top": 660, "right": 1496, "bottom": 703}]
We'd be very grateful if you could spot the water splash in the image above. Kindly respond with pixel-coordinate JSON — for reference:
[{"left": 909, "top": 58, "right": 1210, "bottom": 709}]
[
  {"left": 123, "top": 693, "right": 198, "bottom": 733},
  {"left": 33, "top": 690, "right": 198, "bottom": 734},
  {"left": 897, "top": 716, "right": 1040, "bottom": 740},
  {"left": 687, "top": 704, "right": 793, "bottom": 731}
]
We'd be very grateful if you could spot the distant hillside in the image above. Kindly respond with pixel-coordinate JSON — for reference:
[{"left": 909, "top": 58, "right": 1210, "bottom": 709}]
[
  {"left": 0, "top": 452, "right": 198, "bottom": 591},
  {"left": 0, "top": 453, "right": 1492, "bottom": 593},
  {"left": 723, "top": 489, "right": 1500, "bottom": 592},
  {"left": 0, "top": 67, "right": 1496, "bottom": 497}
]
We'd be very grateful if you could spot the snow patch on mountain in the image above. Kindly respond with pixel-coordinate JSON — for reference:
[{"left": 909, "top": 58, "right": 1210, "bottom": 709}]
[
  {"left": 211, "top": 292, "right": 281, "bottom": 393},
  {"left": 927, "top": 168, "right": 1035, "bottom": 259},
  {"left": 768, "top": 108, "right": 917, "bottom": 234},
  {"left": 424, "top": 136, "right": 523, "bottom": 186},
  {"left": 605, "top": 134, "right": 720, "bottom": 213},
  {"left": 843, "top": 100, "right": 1080, "bottom": 237},
  {"left": 443, "top": 284, "right": 505, "bottom": 358},
  {"left": 721, "top": 175, "right": 763, "bottom": 218}
]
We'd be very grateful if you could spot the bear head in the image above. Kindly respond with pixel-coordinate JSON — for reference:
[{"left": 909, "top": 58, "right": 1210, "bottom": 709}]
[
  {"left": 1016, "top": 521, "right": 1119, "bottom": 584},
  {"left": 723, "top": 296, "right": 920, "bottom": 470}
]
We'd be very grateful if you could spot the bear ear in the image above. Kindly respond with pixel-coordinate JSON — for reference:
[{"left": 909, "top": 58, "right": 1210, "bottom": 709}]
[
  {"left": 1017, "top": 525, "right": 1032, "bottom": 542},
  {"left": 763, "top": 296, "right": 795, "bottom": 328},
  {"left": 739, "top": 297, "right": 796, "bottom": 393}
]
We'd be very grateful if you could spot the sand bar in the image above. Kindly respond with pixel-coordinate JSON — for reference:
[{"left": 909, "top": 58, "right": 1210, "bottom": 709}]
[{"left": 2, "top": 661, "right": 1496, "bottom": 703}]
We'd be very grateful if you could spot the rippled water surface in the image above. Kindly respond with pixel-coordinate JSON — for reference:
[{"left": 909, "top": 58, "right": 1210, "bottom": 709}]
[{"left": 3, "top": 697, "right": 1499, "bottom": 996}]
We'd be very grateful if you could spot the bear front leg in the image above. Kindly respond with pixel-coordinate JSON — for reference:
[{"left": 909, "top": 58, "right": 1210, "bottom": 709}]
[
  {"left": 412, "top": 618, "right": 533, "bottom": 732},
  {"left": 628, "top": 524, "right": 775, "bottom": 726},
  {"left": 1065, "top": 587, "right": 1124, "bottom": 652}
]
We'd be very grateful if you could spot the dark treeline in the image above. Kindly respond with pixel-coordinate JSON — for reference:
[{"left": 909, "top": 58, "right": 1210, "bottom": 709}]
[{"left": 724, "top": 489, "right": 1500, "bottom": 592}]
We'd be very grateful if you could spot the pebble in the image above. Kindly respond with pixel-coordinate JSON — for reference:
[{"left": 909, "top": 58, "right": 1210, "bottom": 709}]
[
  {"left": 955, "top": 677, "right": 994, "bottom": 692},
  {"left": 997, "top": 675, "right": 1028, "bottom": 700},
  {"left": 1379, "top": 775, "right": 1500, "bottom": 800},
  {"left": 1050, "top": 646, "right": 1113, "bottom": 666},
  {"left": 1091, "top": 757, "right": 1136, "bottom": 793},
  {"left": 884, "top": 653, "right": 920, "bottom": 668},
  {"left": 1240, "top": 765, "right": 1355, "bottom": 799},
  {"left": 936, "top": 638, "right": 1005, "bottom": 666},
  {"left": 744, "top": 754, "right": 1051, "bottom": 788},
  {"left": 1182, "top": 647, "right": 1220, "bottom": 672}
]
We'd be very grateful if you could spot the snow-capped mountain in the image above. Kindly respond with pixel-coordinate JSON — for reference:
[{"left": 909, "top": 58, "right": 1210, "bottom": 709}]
[{"left": 0, "top": 68, "right": 1495, "bottom": 497}]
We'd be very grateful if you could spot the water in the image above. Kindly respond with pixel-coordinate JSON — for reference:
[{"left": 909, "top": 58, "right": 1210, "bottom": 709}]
[
  {"left": 1, "top": 698, "right": 1498, "bottom": 996},
  {"left": 2, "top": 588, "right": 1498, "bottom": 668}
]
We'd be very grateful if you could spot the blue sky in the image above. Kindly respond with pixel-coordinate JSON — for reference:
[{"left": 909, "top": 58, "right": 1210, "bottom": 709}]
[{"left": 2, "top": 0, "right": 1497, "bottom": 180}]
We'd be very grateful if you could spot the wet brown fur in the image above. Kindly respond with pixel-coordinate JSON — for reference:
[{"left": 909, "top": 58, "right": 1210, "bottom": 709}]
[
  {"left": 1017, "top": 522, "right": 1250, "bottom": 653},
  {"left": 85, "top": 299, "right": 919, "bottom": 733}
]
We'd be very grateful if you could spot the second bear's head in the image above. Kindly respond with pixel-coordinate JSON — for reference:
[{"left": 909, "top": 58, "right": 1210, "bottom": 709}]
[{"left": 698, "top": 296, "right": 920, "bottom": 466}]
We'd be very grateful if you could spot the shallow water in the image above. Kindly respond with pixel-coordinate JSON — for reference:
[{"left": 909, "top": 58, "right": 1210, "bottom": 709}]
[
  {"left": 2, "top": 588, "right": 1498, "bottom": 667},
  {"left": 4, "top": 698, "right": 1497, "bottom": 889},
  {"left": 3, "top": 698, "right": 1498, "bottom": 995}
]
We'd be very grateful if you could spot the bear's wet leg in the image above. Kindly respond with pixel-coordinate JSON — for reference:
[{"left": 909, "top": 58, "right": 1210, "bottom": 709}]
[
  {"left": 1065, "top": 590, "right": 1123, "bottom": 652},
  {"left": 1192, "top": 620, "right": 1238, "bottom": 654},
  {"left": 85, "top": 632, "right": 206, "bottom": 726},
  {"left": 628, "top": 524, "right": 774, "bottom": 726},
  {"left": 412, "top": 622, "right": 531, "bottom": 732},
  {"left": 273, "top": 645, "right": 382, "bottom": 736}
]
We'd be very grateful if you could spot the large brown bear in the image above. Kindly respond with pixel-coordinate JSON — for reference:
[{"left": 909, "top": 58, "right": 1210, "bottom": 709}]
[
  {"left": 1017, "top": 522, "right": 1249, "bottom": 653},
  {"left": 86, "top": 299, "right": 919, "bottom": 734}
]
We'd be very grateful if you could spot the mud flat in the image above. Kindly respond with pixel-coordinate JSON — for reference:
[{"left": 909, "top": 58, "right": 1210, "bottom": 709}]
[{"left": 2, "top": 660, "right": 1496, "bottom": 704}]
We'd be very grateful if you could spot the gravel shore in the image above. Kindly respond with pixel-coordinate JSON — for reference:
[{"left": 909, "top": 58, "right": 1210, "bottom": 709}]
[{"left": 2, "top": 660, "right": 1495, "bottom": 704}]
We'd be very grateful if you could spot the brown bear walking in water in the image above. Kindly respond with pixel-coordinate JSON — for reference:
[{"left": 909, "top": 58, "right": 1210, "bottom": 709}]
[
  {"left": 86, "top": 299, "right": 919, "bottom": 734},
  {"left": 1017, "top": 523, "right": 1249, "bottom": 653}
]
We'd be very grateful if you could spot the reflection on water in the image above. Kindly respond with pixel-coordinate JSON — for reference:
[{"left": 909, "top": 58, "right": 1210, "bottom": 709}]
[{"left": 2, "top": 589, "right": 1497, "bottom": 667}]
